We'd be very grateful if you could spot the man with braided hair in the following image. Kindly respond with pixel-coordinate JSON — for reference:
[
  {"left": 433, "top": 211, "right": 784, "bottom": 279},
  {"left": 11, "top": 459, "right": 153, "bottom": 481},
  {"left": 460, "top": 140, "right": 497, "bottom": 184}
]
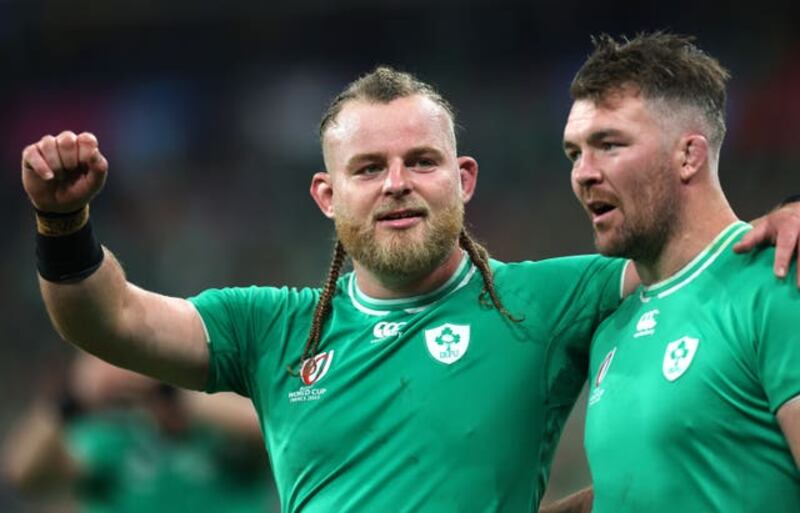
[{"left": 19, "top": 66, "right": 800, "bottom": 513}]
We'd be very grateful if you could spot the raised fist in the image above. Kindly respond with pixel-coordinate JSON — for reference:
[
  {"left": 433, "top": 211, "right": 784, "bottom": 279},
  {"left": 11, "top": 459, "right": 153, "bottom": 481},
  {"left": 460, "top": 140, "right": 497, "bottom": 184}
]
[{"left": 21, "top": 131, "right": 108, "bottom": 214}]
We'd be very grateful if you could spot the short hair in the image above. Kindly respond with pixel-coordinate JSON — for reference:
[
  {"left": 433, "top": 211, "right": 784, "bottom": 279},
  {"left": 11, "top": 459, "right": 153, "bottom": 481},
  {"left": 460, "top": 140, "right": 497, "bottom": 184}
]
[
  {"left": 570, "top": 32, "right": 731, "bottom": 150},
  {"left": 318, "top": 66, "right": 456, "bottom": 142}
]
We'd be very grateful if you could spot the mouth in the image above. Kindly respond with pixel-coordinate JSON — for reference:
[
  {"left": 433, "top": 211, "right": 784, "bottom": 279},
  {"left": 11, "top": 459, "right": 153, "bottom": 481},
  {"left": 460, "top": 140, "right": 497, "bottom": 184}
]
[
  {"left": 585, "top": 200, "right": 618, "bottom": 225},
  {"left": 374, "top": 208, "right": 427, "bottom": 229}
]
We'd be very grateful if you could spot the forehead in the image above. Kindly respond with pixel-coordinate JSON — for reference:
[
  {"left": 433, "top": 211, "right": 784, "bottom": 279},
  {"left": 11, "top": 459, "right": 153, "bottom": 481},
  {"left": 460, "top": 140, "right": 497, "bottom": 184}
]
[
  {"left": 323, "top": 95, "right": 455, "bottom": 162},
  {"left": 563, "top": 90, "right": 659, "bottom": 141}
]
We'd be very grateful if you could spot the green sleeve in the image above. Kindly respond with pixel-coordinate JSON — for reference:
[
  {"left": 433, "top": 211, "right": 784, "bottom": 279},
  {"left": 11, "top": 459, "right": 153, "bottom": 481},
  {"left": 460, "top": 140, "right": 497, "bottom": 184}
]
[
  {"left": 495, "top": 255, "right": 626, "bottom": 406},
  {"left": 546, "top": 254, "right": 627, "bottom": 331},
  {"left": 540, "top": 255, "right": 627, "bottom": 406},
  {"left": 753, "top": 270, "right": 800, "bottom": 413},
  {"left": 494, "top": 254, "right": 625, "bottom": 486},
  {"left": 188, "top": 285, "right": 318, "bottom": 396}
]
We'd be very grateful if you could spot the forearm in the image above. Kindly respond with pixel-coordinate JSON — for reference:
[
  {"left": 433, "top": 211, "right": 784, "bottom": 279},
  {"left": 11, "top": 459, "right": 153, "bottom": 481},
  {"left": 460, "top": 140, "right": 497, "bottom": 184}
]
[{"left": 539, "top": 487, "right": 593, "bottom": 513}]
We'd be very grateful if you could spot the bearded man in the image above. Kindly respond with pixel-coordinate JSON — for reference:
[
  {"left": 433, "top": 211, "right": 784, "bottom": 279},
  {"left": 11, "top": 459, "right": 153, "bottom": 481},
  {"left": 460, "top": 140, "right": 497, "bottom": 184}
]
[{"left": 20, "top": 66, "right": 800, "bottom": 513}]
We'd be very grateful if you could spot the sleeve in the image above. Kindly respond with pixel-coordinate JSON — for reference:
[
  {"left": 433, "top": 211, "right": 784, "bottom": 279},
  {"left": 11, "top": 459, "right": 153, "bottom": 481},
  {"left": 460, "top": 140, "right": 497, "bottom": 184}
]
[
  {"left": 534, "top": 254, "right": 627, "bottom": 338},
  {"left": 538, "top": 255, "right": 627, "bottom": 407},
  {"left": 505, "top": 255, "right": 626, "bottom": 478},
  {"left": 753, "top": 273, "right": 800, "bottom": 413},
  {"left": 188, "top": 286, "right": 292, "bottom": 396}
]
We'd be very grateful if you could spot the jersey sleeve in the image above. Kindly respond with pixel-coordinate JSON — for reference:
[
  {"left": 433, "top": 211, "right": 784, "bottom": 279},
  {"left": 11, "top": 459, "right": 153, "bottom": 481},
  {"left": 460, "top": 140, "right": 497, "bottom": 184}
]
[
  {"left": 497, "top": 255, "right": 626, "bottom": 407},
  {"left": 752, "top": 270, "right": 800, "bottom": 413},
  {"left": 531, "top": 255, "right": 626, "bottom": 406},
  {"left": 189, "top": 285, "right": 319, "bottom": 396},
  {"left": 550, "top": 254, "right": 627, "bottom": 328}
]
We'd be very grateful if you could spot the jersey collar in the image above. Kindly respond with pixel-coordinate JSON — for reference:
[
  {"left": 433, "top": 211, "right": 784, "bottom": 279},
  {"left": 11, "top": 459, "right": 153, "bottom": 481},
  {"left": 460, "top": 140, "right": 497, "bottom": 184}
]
[
  {"left": 348, "top": 252, "right": 476, "bottom": 316},
  {"left": 639, "top": 221, "right": 750, "bottom": 301}
]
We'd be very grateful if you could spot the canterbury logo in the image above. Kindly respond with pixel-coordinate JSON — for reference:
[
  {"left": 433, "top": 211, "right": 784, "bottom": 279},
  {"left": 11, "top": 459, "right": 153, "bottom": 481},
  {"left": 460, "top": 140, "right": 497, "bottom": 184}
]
[{"left": 372, "top": 321, "right": 407, "bottom": 340}]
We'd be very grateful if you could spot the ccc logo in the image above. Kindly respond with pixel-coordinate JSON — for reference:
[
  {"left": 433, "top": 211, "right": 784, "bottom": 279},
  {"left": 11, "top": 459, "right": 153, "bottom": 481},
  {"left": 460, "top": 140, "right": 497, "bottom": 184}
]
[{"left": 373, "top": 321, "right": 407, "bottom": 339}]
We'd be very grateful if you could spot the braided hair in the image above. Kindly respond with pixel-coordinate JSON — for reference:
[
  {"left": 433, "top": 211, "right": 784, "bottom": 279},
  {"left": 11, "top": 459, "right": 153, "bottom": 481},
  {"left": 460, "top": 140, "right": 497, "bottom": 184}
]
[{"left": 289, "top": 230, "right": 519, "bottom": 376}]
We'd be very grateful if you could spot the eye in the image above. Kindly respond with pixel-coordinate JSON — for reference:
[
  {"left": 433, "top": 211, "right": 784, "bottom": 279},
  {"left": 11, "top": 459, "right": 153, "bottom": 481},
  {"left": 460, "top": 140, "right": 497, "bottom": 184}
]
[
  {"left": 355, "top": 163, "right": 384, "bottom": 176},
  {"left": 565, "top": 149, "right": 581, "bottom": 163},
  {"left": 600, "top": 141, "right": 622, "bottom": 151},
  {"left": 409, "top": 157, "right": 437, "bottom": 169}
]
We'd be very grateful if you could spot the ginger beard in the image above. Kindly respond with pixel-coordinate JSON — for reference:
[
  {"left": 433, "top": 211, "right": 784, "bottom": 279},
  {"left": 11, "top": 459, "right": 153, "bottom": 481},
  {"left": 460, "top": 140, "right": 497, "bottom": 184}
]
[
  {"left": 594, "top": 157, "right": 681, "bottom": 264},
  {"left": 334, "top": 197, "right": 464, "bottom": 280}
]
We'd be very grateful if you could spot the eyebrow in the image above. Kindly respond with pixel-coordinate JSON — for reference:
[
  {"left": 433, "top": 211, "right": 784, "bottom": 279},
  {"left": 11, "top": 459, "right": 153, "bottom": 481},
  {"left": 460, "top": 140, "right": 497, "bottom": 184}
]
[
  {"left": 345, "top": 146, "right": 446, "bottom": 169},
  {"left": 405, "top": 146, "right": 446, "bottom": 160},
  {"left": 563, "top": 129, "right": 627, "bottom": 151},
  {"left": 346, "top": 153, "right": 385, "bottom": 169}
]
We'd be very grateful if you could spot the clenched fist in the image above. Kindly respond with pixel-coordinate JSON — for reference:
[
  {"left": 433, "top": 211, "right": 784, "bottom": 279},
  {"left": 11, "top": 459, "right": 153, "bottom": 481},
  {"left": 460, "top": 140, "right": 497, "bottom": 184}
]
[{"left": 22, "top": 131, "right": 108, "bottom": 214}]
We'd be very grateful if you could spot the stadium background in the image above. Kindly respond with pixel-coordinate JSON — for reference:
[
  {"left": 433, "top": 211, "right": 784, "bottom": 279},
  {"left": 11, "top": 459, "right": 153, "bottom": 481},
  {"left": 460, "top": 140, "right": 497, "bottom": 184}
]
[{"left": 1, "top": 0, "right": 798, "bottom": 510}]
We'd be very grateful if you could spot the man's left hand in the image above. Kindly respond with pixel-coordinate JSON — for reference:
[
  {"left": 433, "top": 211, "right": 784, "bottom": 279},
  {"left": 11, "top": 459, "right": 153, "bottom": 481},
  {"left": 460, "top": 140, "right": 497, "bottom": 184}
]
[{"left": 734, "top": 202, "right": 800, "bottom": 286}]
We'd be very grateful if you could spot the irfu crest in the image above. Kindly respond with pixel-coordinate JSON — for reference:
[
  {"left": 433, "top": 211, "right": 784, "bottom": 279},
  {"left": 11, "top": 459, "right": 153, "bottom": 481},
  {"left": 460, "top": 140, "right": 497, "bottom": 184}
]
[
  {"left": 424, "top": 324, "right": 470, "bottom": 365},
  {"left": 662, "top": 337, "right": 699, "bottom": 382}
]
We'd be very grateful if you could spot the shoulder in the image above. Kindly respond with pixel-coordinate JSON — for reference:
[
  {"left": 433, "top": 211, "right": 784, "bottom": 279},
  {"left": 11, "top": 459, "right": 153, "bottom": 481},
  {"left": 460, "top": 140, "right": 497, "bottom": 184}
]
[
  {"left": 491, "top": 255, "right": 624, "bottom": 289},
  {"left": 487, "top": 255, "right": 626, "bottom": 321},
  {"left": 189, "top": 284, "right": 323, "bottom": 313},
  {"left": 725, "top": 245, "right": 799, "bottom": 301}
]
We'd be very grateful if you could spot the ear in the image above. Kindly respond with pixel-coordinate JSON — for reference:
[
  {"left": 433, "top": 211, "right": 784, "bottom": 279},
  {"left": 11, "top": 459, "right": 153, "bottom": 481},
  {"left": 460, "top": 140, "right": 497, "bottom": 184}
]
[
  {"left": 310, "top": 171, "right": 335, "bottom": 219},
  {"left": 457, "top": 156, "right": 479, "bottom": 203},
  {"left": 677, "top": 134, "right": 709, "bottom": 183}
]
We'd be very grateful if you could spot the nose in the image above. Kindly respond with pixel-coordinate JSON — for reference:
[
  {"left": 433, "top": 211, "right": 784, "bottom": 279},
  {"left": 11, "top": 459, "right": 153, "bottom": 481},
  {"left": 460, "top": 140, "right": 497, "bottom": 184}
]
[
  {"left": 382, "top": 160, "right": 412, "bottom": 197},
  {"left": 571, "top": 150, "right": 603, "bottom": 189}
]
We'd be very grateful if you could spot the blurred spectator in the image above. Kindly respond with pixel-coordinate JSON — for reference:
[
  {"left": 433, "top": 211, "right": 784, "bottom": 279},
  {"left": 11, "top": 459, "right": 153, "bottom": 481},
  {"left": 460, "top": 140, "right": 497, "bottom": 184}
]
[{"left": 1, "top": 354, "right": 279, "bottom": 513}]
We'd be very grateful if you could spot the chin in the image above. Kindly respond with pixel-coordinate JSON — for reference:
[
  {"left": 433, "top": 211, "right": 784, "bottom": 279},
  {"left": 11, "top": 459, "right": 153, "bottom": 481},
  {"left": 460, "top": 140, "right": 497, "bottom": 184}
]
[{"left": 593, "top": 235, "right": 626, "bottom": 258}]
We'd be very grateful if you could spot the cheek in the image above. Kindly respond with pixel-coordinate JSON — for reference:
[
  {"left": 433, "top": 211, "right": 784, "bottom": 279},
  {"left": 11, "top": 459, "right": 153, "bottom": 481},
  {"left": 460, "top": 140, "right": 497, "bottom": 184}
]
[
  {"left": 428, "top": 173, "right": 463, "bottom": 205},
  {"left": 333, "top": 182, "right": 372, "bottom": 214},
  {"left": 569, "top": 170, "right": 581, "bottom": 195}
]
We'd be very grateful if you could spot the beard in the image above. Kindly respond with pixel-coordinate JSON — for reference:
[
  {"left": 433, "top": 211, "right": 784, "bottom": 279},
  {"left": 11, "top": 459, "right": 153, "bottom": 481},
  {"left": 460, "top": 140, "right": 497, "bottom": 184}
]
[
  {"left": 595, "top": 162, "right": 681, "bottom": 263},
  {"left": 334, "top": 198, "right": 464, "bottom": 281}
]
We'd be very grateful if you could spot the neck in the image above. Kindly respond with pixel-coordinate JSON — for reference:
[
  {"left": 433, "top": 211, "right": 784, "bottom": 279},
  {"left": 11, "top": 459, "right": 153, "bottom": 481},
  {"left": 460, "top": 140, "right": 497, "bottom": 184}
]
[
  {"left": 635, "top": 191, "right": 737, "bottom": 285},
  {"left": 353, "top": 245, "right": 464, "bottom": 299}
]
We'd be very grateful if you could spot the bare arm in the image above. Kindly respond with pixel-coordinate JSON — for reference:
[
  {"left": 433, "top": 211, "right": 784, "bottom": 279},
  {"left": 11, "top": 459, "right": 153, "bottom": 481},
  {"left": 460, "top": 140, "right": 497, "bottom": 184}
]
[
  {"left": 1, "top": 403, "right": 81, "bottom": 493},
  {"left": 777, "top": 397, "right": 800, "bottom": 468},
  {"left": 539, "top": 487, "right": 593, "bottom": 513},
  {"left": 23, "top": 132, "right": 209, "bottom": 390}
]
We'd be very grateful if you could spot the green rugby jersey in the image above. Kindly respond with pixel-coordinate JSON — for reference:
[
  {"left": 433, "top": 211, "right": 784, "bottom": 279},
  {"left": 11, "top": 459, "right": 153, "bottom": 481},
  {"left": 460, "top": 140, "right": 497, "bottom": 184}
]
[
  {"left": 68, "top": 411, "right": 277, "bottom": 513},
  {"left": 190, "top": 254, "right": 625, "bottom": 513},
  {"left": 586, "top": 221, "right": 800, "bottom": 512}
]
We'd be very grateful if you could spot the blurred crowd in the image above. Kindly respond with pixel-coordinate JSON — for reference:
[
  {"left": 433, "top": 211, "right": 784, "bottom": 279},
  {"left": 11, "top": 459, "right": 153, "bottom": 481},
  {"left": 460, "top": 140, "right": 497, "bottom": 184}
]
[{"left": 1, "top": 0, "right": 799, "bottom": 510}]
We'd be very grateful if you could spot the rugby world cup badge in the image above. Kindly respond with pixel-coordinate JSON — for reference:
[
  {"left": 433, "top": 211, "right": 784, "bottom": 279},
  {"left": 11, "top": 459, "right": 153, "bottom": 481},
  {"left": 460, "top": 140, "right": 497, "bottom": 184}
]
[
  {"left": 662, "top": 337, "right": 699, "bottom": 382},
  {"left": 425, "top": 324, "right": 470, "bottom": 365},
  {"left": 301, "top": 350, "right": 335, "bottom": 386},
  {"left": 589, "top": 347, "right": 616, "bottom": 406},
  {"left": 595, "top": 347, "right": 617, "bottom": 388}
]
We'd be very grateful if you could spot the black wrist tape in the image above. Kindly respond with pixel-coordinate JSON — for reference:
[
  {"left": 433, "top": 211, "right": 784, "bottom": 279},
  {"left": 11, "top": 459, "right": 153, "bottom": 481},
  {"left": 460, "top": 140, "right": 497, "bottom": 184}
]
[
  {"left": 36, "top": 219, "right": 105, "bottom": 283},
  {"left": 780, "top": 194, "right": 800, "bottom": 207}
]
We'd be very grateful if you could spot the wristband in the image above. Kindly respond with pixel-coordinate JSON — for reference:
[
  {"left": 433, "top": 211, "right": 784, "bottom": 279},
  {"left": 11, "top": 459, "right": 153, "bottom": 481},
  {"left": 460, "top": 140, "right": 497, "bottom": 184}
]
[
  {"left": 780, "top": 194, "right": 800, "bottom": 207},
  {"left": 35, "top": 206, "right": 104, "bottom": 283},
  {"left": 35, "top": 206, "right": 90, "bottom": 236}
]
